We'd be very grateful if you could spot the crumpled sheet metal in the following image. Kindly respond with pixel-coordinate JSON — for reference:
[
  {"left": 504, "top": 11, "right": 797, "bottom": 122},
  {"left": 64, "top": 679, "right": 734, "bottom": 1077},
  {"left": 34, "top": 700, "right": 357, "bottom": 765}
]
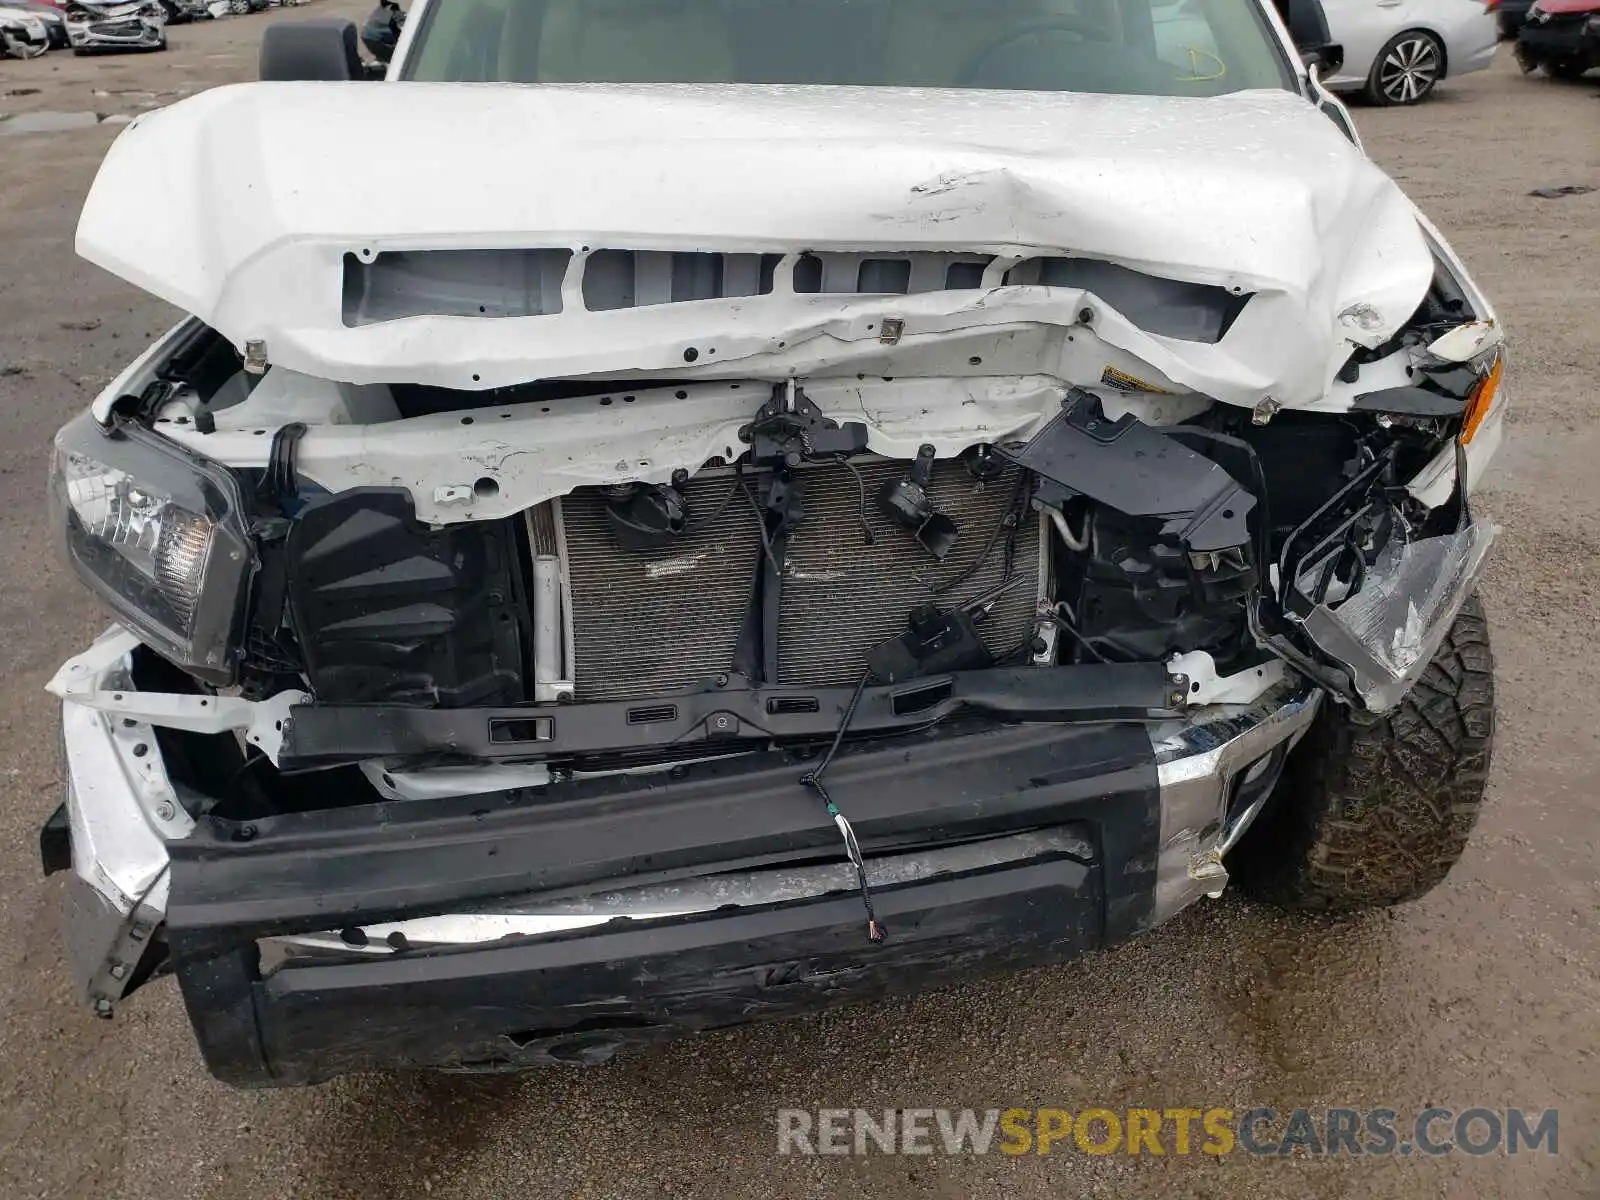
[
  {"left": 1299, "top": 518, "right": 1494, "bottom": 713},
  {"left": 75, "top": 81, "right": 1436, "bottom": 409}
]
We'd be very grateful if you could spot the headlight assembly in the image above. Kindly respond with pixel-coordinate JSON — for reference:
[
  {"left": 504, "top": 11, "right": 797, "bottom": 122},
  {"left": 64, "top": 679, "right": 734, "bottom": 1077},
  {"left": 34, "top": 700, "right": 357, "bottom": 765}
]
[{"left": 49, "top": 413, "right": 255, "bottom": 684}]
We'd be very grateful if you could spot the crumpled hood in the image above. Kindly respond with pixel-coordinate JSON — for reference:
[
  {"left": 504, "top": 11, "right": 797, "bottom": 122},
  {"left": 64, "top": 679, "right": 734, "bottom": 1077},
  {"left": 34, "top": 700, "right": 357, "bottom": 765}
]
[{"left": 76, "top": 81, "right": 1437, "bottom": 409}]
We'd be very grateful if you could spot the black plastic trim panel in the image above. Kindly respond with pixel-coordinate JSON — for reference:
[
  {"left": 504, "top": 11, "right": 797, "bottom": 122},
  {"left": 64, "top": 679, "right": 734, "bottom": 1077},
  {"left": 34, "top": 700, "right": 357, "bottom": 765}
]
[
  {"left": 277, "top": 662, "right": 1180, "bottom": 768},
  {"left": 284, "top": 487, "right": 526, "bottom": 707}
]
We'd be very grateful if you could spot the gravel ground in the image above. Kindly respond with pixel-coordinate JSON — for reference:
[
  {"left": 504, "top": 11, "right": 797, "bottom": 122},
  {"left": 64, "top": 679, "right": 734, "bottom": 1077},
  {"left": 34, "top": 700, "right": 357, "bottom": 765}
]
[{"left": 1, "top": 12, "right": 1597, "bottom": 1198}]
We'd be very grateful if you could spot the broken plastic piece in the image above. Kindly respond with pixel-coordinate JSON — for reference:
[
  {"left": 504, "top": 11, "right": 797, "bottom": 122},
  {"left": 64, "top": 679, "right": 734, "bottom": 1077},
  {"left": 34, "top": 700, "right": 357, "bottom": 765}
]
[
  {"left": 1298, "top": 518, "right": 1493, "bottom": 713},
  {"left": 999, "top": 390, "right": 1254, "bottom": 554},
  {"left": 866, "top": 603, "right": 993, "bottom": 683},
  {"left": 1350, "top": 386, "right": 1463, "bottom": 418},
  {"left": 1424, "top": 319, "right": 1501, "bottom": 364}
]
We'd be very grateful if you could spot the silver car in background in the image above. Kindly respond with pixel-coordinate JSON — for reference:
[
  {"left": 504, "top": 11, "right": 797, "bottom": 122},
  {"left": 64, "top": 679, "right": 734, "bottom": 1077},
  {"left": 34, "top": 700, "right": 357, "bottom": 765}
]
[
  {"left": 1155, "top": 0, "right": 1498, "bottom": 104},
  {"left": 1320, "top": 0, "right": 1500, "bottom": 103},
  {"left": 64, "top": 0, "right": 166, "bottom": 53}
]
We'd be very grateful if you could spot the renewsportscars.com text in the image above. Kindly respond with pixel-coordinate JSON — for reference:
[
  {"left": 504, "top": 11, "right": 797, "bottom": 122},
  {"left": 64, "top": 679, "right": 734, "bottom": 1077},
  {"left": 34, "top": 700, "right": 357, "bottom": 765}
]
[{"left": 776, "top": 1107, "right": 1559, "bottom": 1157}]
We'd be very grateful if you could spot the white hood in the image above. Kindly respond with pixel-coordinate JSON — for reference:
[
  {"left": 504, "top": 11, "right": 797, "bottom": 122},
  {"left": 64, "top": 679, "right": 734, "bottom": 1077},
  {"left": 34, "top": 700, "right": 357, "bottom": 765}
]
[{"left": 77, "top": 81, "right": 1436, "bottom": 411}]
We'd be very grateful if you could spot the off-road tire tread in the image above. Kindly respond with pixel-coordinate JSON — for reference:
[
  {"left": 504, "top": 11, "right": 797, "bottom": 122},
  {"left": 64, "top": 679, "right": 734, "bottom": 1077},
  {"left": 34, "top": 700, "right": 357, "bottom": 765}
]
[{"left": 1233, "top": 595, "right": 1493, "bottom": 911}]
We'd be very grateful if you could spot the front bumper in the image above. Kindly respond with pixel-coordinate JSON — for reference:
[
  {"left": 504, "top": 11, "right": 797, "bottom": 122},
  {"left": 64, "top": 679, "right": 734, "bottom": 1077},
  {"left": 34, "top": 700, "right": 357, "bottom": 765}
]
[
  {"left": 66, "top": 14, "right": 163, "bottom": 50},
  {"left": 1516, "top": 17, "right": 1598, "bottom": 60},
  {"left": 0, "top": 20, "right": 50, "bottom": 55},
  {"left": 44, "top": 630, "right": 1318, "bottom": 1086}
]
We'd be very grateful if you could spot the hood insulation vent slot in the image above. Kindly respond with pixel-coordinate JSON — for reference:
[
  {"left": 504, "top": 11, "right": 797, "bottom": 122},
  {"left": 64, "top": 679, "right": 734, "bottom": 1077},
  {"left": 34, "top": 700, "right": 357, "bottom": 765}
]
[{"left": 342, "top": 246, "right": 1247, "bottom": 343}]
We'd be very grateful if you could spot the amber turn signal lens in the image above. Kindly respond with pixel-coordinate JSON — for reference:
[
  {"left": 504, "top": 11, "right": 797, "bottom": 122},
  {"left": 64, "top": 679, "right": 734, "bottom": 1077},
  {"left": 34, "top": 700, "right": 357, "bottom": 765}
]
[{"left": 1460, "top": 354, "right": 1503, "bottom": 445}]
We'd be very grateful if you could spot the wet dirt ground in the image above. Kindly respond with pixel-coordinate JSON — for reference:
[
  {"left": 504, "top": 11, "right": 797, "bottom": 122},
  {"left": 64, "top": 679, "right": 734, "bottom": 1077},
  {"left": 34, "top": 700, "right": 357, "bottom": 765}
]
[{"left": 1, "top": 9, "right": 1597, "bottom": 1198}]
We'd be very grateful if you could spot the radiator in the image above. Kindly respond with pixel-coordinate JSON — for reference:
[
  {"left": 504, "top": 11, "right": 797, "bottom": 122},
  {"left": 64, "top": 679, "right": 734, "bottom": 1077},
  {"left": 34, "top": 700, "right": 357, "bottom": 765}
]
[{"left": 550, "top": 459, "right": 1042, "bottom": 702}]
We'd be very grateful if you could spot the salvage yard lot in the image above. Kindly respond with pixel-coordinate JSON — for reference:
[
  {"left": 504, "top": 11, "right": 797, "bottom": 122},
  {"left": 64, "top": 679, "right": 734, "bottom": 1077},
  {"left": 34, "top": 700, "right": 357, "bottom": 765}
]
[{"left": 1, "top": 9, "right": 1597, "bottom": 1198}]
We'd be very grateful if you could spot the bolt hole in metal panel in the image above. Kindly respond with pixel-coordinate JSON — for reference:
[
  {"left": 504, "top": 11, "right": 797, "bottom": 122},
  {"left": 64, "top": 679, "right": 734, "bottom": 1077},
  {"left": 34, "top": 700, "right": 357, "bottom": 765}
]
[{"left": 556, "top": 460, "right": 1040, "bottom": 702}]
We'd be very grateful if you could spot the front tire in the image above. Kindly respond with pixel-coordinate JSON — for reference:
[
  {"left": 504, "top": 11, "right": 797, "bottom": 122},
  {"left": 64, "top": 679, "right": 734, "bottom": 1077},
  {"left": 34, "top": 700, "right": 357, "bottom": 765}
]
[
  {"left": 1231, "top": 594, "right": 1494, "bottom": 912},
  {"left": 1365, "top": 30, "right": 1445, "bottom": 105}
]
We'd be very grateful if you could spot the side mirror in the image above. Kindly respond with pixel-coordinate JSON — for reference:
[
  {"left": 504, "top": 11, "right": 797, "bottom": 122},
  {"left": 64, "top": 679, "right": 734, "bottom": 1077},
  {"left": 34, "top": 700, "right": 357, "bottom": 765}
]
[
  {"left": 260, "top": 18, "right": 365, "bottom": 81},
  {"left": 1301, "top": 42, "right": 1345, "bottom": 75},
  {"left": 1275, "top": 0, "right": 1346, "bottom": 75}
]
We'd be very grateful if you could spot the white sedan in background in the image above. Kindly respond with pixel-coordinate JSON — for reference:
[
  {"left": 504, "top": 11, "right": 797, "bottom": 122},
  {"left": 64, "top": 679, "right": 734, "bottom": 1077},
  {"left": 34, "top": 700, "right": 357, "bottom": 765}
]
[
  {"left": 1153, "top": 0, "right": 1499, "bottom": 105},
  {"left": 0, "top": 5, "right": 51, "bottom": 56},
  {"left": 1320, "top": 0, "right": 1500, "bottom": 104}
]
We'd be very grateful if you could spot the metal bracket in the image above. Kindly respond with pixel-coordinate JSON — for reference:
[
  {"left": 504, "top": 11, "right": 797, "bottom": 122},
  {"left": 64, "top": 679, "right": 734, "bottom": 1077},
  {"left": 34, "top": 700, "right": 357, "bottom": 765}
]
[
  {"left": 48, "top": 627, "right": 307, "bottom": 764},
  {"left": 741, "top": 380, "right": 868, "bottom": 467},
  {"left": 1168, "top": 650, "right": 1289, "bottom": 706}
]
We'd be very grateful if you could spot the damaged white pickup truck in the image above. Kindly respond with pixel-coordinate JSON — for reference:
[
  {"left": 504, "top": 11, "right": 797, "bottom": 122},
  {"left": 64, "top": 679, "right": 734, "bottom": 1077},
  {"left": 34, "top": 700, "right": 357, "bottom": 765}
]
[{"left": 42, "top": 0, "right": 1505, "bottom": 1087}]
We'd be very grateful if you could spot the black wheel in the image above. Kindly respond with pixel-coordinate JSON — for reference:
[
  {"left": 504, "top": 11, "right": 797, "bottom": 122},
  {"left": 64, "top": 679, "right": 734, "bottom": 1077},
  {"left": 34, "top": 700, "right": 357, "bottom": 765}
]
[
  {"left": 1230, "top": 594, "right": 1494, "bottom": 912},
  {"left": 1364, "top": 30, "right": 1445, "bottom": 105},
  {"left": 1546, "top": 59, "right": 1589, "bottom": 79}
]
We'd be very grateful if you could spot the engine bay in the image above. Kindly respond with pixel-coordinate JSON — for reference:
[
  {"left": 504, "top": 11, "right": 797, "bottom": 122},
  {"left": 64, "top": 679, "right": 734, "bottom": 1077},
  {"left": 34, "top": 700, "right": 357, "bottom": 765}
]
[{"left": 47, "top": 240, "right": 1504, "bottom": 822}]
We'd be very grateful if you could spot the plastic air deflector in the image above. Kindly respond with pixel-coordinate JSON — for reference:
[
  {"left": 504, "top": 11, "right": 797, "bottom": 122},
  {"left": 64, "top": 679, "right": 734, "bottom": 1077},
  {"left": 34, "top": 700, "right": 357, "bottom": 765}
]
[{"left": 998, "top": 389, "right": 1255, "bottom": 553}]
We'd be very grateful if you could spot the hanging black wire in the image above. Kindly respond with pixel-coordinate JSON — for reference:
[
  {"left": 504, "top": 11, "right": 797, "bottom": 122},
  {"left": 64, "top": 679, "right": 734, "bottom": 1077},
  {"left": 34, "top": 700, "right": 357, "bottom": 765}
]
[
  {"left": 798, "top": 669, "right": 886, "bottom": 943},
  {"left": 833, "top": 453, "right": 876, "bottom": 546},
  {"left": 737, "top": 473, "right": 785, "bottom": 581},
  {"left": 924, "top": 470, "right": 1032, "bottom": 598}
]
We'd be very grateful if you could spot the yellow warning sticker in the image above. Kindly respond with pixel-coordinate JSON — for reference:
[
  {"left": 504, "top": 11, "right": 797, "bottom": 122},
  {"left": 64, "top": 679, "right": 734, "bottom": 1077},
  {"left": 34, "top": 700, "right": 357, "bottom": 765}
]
[{"left": 1099, "top": 366, "right": 1173, "bottom": 395}]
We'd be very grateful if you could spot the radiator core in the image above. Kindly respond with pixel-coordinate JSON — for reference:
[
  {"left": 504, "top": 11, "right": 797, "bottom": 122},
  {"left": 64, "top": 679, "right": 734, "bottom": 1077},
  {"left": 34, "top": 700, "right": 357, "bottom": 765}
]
[{"left": 555, "top": 459, "right": 1041, "bottom": 702}]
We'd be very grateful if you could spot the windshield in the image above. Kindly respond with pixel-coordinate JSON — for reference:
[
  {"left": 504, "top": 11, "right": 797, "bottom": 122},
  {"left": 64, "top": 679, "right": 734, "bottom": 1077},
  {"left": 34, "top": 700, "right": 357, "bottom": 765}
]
[{"left": 402, "top": 0, "right": 1295, "bottom": 97}]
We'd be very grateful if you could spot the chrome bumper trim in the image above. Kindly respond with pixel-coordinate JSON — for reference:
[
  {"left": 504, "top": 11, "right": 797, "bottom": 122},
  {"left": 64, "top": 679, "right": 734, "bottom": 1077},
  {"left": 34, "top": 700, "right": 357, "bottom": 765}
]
[
  {"left": 57, "top": 634, "right": 192, "bottom": 1014},
  {"left": 256, "top": 828, "right": 1098, "bottom": 973},
  {"left": 1149, "top": 683, "right": 1322, "bottom": 923}
]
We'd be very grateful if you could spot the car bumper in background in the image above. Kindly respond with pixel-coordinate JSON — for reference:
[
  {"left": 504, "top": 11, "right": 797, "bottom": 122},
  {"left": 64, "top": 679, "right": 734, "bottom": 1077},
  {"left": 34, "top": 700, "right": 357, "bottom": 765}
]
[
  {"left": 1517, "top": 20, "right": 1597, "bottom": 59},
  {"left": 0, "top": 20, "right": 50, "bottom": 56},
  {"left": 66, "top": 15, "right": 163, "bottom": 50},
  {"left": 1454, "top": 16, "right": 1504, "bottom": 74}
]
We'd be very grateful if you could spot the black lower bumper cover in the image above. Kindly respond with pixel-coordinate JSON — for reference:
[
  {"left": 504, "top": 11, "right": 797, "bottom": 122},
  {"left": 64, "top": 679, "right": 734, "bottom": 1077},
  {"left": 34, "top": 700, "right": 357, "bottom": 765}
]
[
  {"left": 168, "top": 721, "right": 1159, "bottom": 1088},
  {"left": 1518, "top": 24, "right": 1595, "bottom": 59}
]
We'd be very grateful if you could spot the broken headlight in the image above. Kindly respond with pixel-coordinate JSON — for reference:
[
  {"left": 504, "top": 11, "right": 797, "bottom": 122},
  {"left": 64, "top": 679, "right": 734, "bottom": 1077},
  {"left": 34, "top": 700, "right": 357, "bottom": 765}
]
[{"left": 49, "top": 413, "right": 254, "bottom": 684}]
